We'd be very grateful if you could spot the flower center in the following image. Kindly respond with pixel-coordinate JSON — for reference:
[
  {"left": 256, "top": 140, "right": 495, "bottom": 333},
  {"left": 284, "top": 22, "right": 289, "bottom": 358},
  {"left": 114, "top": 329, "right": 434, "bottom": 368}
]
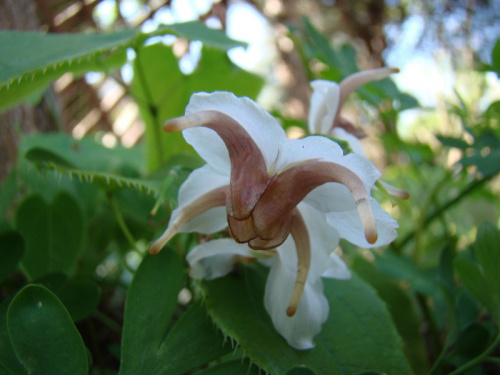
[{"left": 151, "top": 109, "right": 379, "bottom": 316}]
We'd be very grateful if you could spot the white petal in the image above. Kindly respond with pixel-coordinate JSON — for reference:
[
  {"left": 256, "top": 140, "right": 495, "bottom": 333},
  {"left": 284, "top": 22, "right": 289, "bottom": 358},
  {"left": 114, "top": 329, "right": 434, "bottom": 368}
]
[
  {"left": 178, "top": 165, "right": 229, "bottom": 207},
  {"left": 177, "top": 207, "right": 227, "bottom": 235},
  {"left": 187, "top": 239, "right": 254, "bottom": 280},
  {"left": 274, "top": 203, "right": 345, "bottom": 280},
  {"left": 322, "top": 252, "right": 351, "bottom": 279},
  {"left": 303, "top": 183, "right": 356, "bottom": 212},
  {"left": 331, "top": 127, "right": 365, "bottom": 156},
  {"left": 171, "top": 165, "right": 229, "bottom": 235},
  {"left": 309, "top": 80, "right": 340, "bottom": 134},
  {"left": 183, "top": 127, "right": 230, "bottom": 176},
  {"left": 273, "top": 136, "right": 380, "bottom": 191},
  {"left": 326, "top": 198, "right": 399, "bottom": 248},
  {"left": 184, "top": 92, "right": 287, "bottom": 169},
  {"left": 264, "top": 257, "right": 329, "bottom": 350},
  {"left": 298, "top": 203, "right": 341, "bottom": 280},
  {"left": 272, "top": 136, "right": 343, "bottom": 173}
]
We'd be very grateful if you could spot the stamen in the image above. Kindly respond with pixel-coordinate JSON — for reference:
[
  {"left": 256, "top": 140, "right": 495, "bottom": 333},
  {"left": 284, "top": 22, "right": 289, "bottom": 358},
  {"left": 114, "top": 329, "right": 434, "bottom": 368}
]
[
  {"left": 149, "top": 186, "right": 228, "bottom": 254},
  {"left": 164, "top": 110, "right": 271, "bottom": 221},
  {"left": 333, "top": 67, "right": 399, "bottom": 128},
  {"left": 252, "top": 160, "right": 378, "bottom": 245},
  {"left": 286, "top": 209, "right": 311, "bottom": 317},
  {"left": 378, "top": 180, "right": 409, "bottom": 200}
]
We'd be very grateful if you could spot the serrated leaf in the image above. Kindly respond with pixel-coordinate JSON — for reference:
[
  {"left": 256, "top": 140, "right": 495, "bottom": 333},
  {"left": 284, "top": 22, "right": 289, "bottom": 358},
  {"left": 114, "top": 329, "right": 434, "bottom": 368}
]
[
  {"left": 0, "top": 29, "right": 137, "bottom": 88},
  {"left": 7, "top": 285, "right": 88, "bottom": 374},
  {"left": 195, "top": 359, "right": 261, "bottom": 375},
  {"left": 15, "top": 192, "right": 85, "bottom": 280},
  {"left": 26, "top": 146, "right": 161, "bottom": 196},
  {"left": 120, "top": 250, "right": 232, "bottom": 375},
  {"left": 201, "top": 264, "right": 412, "bottom": 375},
  {"left": 0, "top": 31, "right": 131, "bottom": 111},
  {"left": 0, "top": 231, "right": 24, "bottom": 283},
  {"left": 0, "top": 23, "right": 246, "bottom": 112},
  {"left": 352, "top": 256, "right": 428, "bottom": 375}
]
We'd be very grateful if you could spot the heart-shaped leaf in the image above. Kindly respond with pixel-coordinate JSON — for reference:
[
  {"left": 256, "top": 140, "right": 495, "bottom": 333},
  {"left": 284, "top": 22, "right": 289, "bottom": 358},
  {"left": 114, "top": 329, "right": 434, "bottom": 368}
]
[
  {"left": 0, "top": 298, "right": 24, "bottom": 374},
  {"left": 15, "top": 192, "right": 85, "bottom": 280},
  {"left": 7, "top": 285, "right": 88, "bottom": 374},
  {"left": 120, "top": 250, "right": 232, "bottom": 375},
  {"left": 0, "top": 231, "right": 24, "bottom": 282},
  {"left": 201, "top": 264, "right": 412, "bottom": 375}
]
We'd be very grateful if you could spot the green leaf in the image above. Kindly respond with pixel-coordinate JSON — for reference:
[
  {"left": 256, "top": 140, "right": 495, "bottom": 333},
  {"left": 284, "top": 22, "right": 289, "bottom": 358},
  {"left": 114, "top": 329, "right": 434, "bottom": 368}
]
[
  {"left": 0, "top": 298, "right": 24, "bottom": 375},
  {"left": 374, "top": 251, "right": 441, "bottom": 297},
  {"left": 301, "top": 18, "right": 357, "bottom": 79},
  {"left": 0, "top": 231, "right": 24, "bottom": 283},
  {"left": 457, "top": 222, "right": 500, "bottom": 320},
  {"left": 0, "top": 23, "right": 246, "bottom": 112},
  {"left": 25, "top": 146, "right": 160, "bottom": 197},
  {"left": 0, "top": 169, "right": 19, "bottom": 227},
  {"left": 352, "top": 256, "right": 428, "bottom": 375},
  {"left": 437, "top": 136, "right": 470, "bottom": 150},
  {"left": 201, "top": 264, "right": 412, "bottom": 375},
  {"left": 131, "top": 43, "right": 264, "bottom": 171},
  {"left": 490, "top": 38, "right": 500, "bottom": 76},
  {"left": 37, "top": 273, "right": 101, "bottom": 322},
  {"left": 454, "top": 259, "right": 493, "bottom": 315},
  {"left": 0, "top": 30, "right": 132, "bottom": 111},
  {"left": 0, "top": 29, "right": 136, "bottom": 88},
  {"left": 286, "top": 367, "right": 317, "bottom": 375},
  {"left": 156, "top": 22, "right": 246, "bottom": 50},
  {"left": 20, "top": 132, "right": 147, "bottom": 175},
  {"left": 448, "top": 323, "right": 492, "bottom": 363},
  {"left": 460, "top": 148, "right": 500, "bottom": 176},
  {"left": 120, "top": 250, "right": 232, "bottom": 374},
  {"left": 7, "top": 285, "right": 88, "bottom": 374},
  {"left": 195, "top": 359, "right": 261, "bottom": 375},
  {"left": 475, "top": 222, "right": 500, "bottom": 289},
  {"left": 15, "top": 192, "right": 85, "bottom": 280}
]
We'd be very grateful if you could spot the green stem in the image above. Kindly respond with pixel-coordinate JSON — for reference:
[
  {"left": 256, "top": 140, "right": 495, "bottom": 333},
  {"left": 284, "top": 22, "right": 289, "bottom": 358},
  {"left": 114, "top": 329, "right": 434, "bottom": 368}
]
[
  {"left": 395, "top": 174, "right": 494, "bottom": 252},
  {"left": 108, "top": 193, "right": 140, "bottom": 254},
  {"left": 413, "top": 171, "right": 451, "bottom": 262},
  {"left": 133, "top": 45, "right": 164, "bottom": 166},
  {"left": 448, "top": 332, "right": 500, "bottom": 375},
  {"left": 485, "top": 357, "right": 500, "bottom": 364},
  {"left": 417, "top": 293, "right": 442, "bottom": 360},
  {"left": 93, "top": 310, "right": 122, "bottom": 334}
]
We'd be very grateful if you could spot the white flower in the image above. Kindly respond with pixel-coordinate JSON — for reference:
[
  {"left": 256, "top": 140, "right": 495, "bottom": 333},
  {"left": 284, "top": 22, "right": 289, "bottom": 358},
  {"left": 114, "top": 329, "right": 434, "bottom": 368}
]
[
  {"left": 149, "top": 92, "right": 398, "bottom": 349},
  {"left": 309, "top": 68, "right": 410, "bottom": 200}
]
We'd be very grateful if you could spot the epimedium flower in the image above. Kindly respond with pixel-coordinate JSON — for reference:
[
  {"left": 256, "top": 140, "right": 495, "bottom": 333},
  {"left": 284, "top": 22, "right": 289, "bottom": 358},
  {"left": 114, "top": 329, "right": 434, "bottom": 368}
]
[
  {"left": 149, "top": 91, "right": 398, "bottom": 349},
  {"left": 309, "top": 67, "right": 409, "bottom": 200}
]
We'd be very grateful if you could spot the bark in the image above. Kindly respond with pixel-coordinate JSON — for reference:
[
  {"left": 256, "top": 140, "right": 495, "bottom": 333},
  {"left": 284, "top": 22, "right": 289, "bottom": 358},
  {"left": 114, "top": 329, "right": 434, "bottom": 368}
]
[{"left": 0, "top": 0, "right": 58, "bottom": 183}]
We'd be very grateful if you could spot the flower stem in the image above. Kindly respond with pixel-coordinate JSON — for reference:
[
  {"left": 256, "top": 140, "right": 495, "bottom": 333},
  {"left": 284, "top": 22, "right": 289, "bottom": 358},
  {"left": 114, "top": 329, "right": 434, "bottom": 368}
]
[
  {"left": 133, "top": 45, "right": 164, "bottom": 168},
  {"left": 108, "top": 193, "right": 140, "bottom": 254},
  {"left": 417, "top": 293, "right": 442, "bottom": 360},
  {"left": 447, "top": 332, "right": 500, "bottom": 375},
  {"left": 394, "top": 174, "right": 494, "bottom": 252}
]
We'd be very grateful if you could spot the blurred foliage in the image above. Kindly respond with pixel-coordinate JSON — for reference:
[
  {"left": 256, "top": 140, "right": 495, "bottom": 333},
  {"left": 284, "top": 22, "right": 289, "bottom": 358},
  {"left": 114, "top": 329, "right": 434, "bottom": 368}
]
[{"left": 0, "top": 10, "right": 499, "bottom": 375}]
